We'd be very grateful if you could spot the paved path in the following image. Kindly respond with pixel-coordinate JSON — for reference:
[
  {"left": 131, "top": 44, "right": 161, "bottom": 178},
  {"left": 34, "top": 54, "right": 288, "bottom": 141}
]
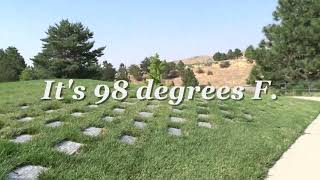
[
  {"left": 292, "top": 96, "right": 320, "bottom": 102},
  {"left": 266, "top": 96, "right": 320, "bottom": 180}
]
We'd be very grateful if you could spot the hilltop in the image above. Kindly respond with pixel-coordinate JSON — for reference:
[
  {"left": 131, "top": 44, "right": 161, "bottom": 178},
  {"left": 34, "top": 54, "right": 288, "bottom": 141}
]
[{"left": 168, "top": 56, "right": 255, "bottom": 87}]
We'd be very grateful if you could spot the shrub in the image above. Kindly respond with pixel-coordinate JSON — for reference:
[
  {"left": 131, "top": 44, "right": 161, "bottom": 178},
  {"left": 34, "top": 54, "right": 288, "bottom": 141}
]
[
  {"left": 207, "top": 70, "right": 213, "bottom": 75},
  {"left": 219, "top": 61, "right": 231, "bottom": 68},
  {"left": 161, "top": 61, "right": 177, "bottom": 79},
  {"left": 247, "top": 59, "right": 254, "bottom": 63},
  {"left": 181, "top": 68, "right": 199, "bottom": 86},
  {"left": 20, "top": 67, "right": 36, "bottom": 81},
  {"left": 196, "top": 68, "right": 205, "bottom": 74},
  {"left": 167, "top": 70, "right": 179, "bottom": 79},
  {"left": 247, "top": 65, "right": 263, "bottom": 85}
]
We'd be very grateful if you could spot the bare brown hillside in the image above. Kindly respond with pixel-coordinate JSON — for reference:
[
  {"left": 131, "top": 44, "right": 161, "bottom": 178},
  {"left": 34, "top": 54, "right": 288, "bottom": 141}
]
[
  {"left": 164, "top": 58, "right": 255, "bottom": 87},
  {"left": 174, "top": 55, "right": 213, "bottom": 65}
]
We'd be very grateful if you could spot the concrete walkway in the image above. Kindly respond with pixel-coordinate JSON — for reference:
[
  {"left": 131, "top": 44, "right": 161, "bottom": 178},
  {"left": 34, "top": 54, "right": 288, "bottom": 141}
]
[
  {"left": 292, "top": 96, "right": 320, "bottom": 102},
  {"left": 266, "top": 96, "right": 320, "bottom": 180}
]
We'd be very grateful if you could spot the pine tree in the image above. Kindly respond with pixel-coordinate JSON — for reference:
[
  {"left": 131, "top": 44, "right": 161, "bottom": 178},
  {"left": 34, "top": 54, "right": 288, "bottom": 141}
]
[
  {"left": 116, "top": 63, "right": 129, "bottom": 81},
  {"left": 32, "top": 19, "right": 105, "bottom": 79},
  {"left": 227, "top": 49, "right": 234, "bottom": 59},
  {"left": 245, "top": 45, "right": 255, "bottom": 60},
  {"left": 148, "top": 53, "right": 164, "bottom": 84},
  {"left": 234, "top": 48, "right": 243, "bottom": 58},
  {"left": 0, "top": 47, "right": 26, "bottom": 82},
  {"left": 101, "top": 61, "right": 116, "bottom": 81},
  {"left": 252, "top": 0, "right": 320, "bottom": 84},
  {"left": 140, "top": 57, "right": 151, "bottom": 74},
  {"left": 181, "top": 68, "right": 199, "bottom": 86},
  {"left": 176, "top": 60, "right": 186, "bottom": 75},
  {"left": 128, "top": 64, "right": 143, "bottom": 81}
]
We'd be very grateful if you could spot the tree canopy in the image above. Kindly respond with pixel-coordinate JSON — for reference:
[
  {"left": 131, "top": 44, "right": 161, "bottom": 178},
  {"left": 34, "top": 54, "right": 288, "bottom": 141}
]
[
  {"left": 32, "top": 19, "right": 105, "bottom": 79},
  {"left": 248, "top": 0, "right": 320, "bottom": 84},
  {"left": 0, "top": 47, "right": 26, "bottom": 82}
]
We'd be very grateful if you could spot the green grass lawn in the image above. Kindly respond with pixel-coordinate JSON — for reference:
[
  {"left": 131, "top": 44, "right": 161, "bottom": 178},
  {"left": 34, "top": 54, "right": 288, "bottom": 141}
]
[{"left": 0, "top": 80, "right": 319, "bottom": 180}]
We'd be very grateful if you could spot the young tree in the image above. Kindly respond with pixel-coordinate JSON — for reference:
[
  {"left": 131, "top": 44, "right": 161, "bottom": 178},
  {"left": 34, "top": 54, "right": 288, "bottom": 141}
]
[
  {"left": 0, "top": 47, "right": 26, "bottom": 82},
  {"left": 148, "top": 53, "right": 164, "bottom": 84},
  {"left": 176, "top": 60, "right": 186, "bottom": 75},
  {"left": 101, "top": 61, "right": 116, "bottom": 81},
  {"left": 181, "top": 68, "right": 199, "bottom": 86},
  {"left": 128, "top": 64, "right": 143, "bottom": 81},
  {"left": 32, "top": 19, "right": 105, "bottom": 79},
  {"left": 116, "top": 63, "right": 129, "bottom": 81}
]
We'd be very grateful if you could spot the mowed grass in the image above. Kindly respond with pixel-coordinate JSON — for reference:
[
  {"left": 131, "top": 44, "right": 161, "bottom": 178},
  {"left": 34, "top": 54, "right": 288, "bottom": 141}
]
[{"left": 0, "top": 79, "right": 319, "bottom": 180}]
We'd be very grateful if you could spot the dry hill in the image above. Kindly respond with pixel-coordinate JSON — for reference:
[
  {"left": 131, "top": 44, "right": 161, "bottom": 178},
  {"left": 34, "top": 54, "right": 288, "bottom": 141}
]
[{"left": 165, "top": 57, "right": 255, "bottom": 87}]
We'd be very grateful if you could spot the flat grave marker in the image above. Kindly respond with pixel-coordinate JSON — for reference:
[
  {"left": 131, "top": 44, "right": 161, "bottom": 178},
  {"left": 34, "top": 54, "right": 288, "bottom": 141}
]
[
  {"left": 7, "top": 165, "right": 48, "bottom": 180},
  {"left": 55, "top": 140, "right": 83, "bottom": 155},
  {"left": 83, "top": 127, "right": 103, "bottom": 137},
  {"left": 120, "top": 135, "right": 137, "bottom": 145},
  {"left": 10, "top": 134, "right": 33, "bottom": 143}
]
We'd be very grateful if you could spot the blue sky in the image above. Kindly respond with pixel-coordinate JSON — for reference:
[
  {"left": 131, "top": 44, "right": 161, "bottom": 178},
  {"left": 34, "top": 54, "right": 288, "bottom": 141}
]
[{"left": 0, "top": 0, "right": 277, "bottom": 67}]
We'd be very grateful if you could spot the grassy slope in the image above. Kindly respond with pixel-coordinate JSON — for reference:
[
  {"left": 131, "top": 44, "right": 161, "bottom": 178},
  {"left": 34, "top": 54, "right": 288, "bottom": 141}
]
[{"left": 0, "top": 80, "right": 319, "bottom": 180}]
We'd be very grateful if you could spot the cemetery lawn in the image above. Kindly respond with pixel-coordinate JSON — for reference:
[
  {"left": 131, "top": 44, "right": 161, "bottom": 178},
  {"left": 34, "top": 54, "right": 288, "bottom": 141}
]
[{"left": 0, "top": 79, "right": 319, "bottom": 180}]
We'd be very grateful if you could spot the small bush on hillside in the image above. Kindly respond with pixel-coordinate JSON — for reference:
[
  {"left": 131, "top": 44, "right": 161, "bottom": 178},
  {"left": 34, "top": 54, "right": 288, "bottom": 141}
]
[
  {"left": 247, "top": 59, "right": 254, "bottom": 63},
  {"left": 167, "top": 70, "right": 179, "bottom": 79},
  {"left": 181, "top": 68, "right": 199, "bottom": 86},
  {"left": 161, "top": 61, "right": 177, "bottom": 79},
  {"left": 196, "top": 68, "right": 205, "bottom": 74},
  {"left": 207, "top": 70, "right": 213, "bottom": 75},
  {"left": 219, "top": 61, "right": 231, "bottom": 68}
]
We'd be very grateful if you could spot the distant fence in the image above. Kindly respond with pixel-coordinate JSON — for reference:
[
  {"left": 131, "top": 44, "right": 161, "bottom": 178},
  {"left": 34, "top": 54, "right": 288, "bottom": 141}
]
[{"left": 245, "top": 82, "right": 320, "bottom": 96}]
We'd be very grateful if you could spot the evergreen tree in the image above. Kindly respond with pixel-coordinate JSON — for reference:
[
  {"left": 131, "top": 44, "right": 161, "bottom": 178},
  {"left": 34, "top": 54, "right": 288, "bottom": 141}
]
[
  {"left": 101, "top": 61, "right": 116, "bottom": 81},
  {"left": 213, "top": 52, "right": 222, "bottom": 61},
  {"left": 227, "top": 49, "right": 234, "bottom": 59},
  {"left": 176, "top": 60, "right": 186, "bottom": 75},
  {"left": 181, "top": 68, "right": 199, "bottom": 86},
  {"left": 234, "top": 48, "right": 243, "bottom": 58},
  {"left": 244, "top": 45, "right": 255, "bottom": 60},
  {"left": 148, "top": 53, "right": 164, "bottom": 84},
  {"left": 0, "top": 47, "right": 26, "bottom": 82},
  {"left": 32, "top": 19, "right": 105, "bottom": 79},
  {"left": 252, "top": 0, "right": 320, "bottom": 84},
  {"left": 140, "top": 57, "right": 151, "bottom": 74},
  {"left": 128, "top": 64, "right": 143, "bottom": 81},
  {"left": 161, "top": 61, "right": 177, "bottom": 79},
  {"left": 116, "top": 63, "right": 129, "bottom": 81}
]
